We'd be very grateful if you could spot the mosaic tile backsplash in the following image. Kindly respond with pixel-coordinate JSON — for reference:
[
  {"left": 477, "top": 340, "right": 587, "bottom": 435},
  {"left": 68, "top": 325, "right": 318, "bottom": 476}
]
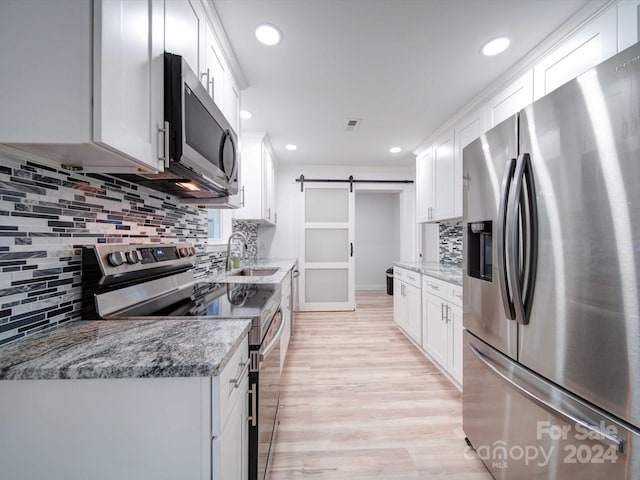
[
  {"left": 439, "top": 221, "right": 463, "bottom": 265},
  {"left": 0, "top": 153, "right": 257, "bottom": 345}
]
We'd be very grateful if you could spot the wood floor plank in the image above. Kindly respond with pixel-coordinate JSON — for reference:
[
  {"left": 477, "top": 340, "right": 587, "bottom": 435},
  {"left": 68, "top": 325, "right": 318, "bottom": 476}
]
[{"left": 270, "top": 290, "right": 492, "bottom": 479}]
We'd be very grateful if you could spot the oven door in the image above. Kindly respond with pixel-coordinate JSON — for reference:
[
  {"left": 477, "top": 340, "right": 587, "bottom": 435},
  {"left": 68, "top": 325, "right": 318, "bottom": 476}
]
[{"left": 249, "top": 309, "right": 283, "bottom": 480}]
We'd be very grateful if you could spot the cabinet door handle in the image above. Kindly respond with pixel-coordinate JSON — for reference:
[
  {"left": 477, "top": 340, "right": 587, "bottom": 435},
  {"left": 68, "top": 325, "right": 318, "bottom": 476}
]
[
  {"left": 158, "top": 122, "right": 170, "bottom": 168},
  {"left": 228, "top": 360, "right": 250, "bottom": 390},
  {"left": 200, "top": 68, "right": 211, "bottom": 96},
  {"left": 247, "top": 382, "right": 257, "bottom": 427},
  {"left": 441, "top": 303, "right": 446, "bottom": 321},
  {"left": 429, "top": 283, "right": 440, "bottom": 290},
  {"left": 241, "top": 186, "right": 245, "bottom": 207},
  {"left": 350, "top": 242, "right": 353, "bottom": 257},
  {"left": 267, "top": 207, "right": 271, "bottom": 220}
]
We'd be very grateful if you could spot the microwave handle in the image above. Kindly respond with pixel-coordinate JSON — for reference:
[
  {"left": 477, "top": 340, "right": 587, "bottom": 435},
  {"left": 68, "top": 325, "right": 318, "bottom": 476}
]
[{"left": 223, "top": 129, "right": 238, "bottom": 183}]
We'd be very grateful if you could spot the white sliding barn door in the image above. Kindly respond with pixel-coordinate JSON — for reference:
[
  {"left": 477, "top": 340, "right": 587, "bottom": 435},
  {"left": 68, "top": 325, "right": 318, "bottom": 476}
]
[{"left": 299, "top": 185, "right": 355, "bottom": 311}]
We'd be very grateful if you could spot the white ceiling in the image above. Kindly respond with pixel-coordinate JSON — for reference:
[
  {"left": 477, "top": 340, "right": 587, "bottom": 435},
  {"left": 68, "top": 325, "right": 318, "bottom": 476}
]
[{"left": 213, "top": 0, "right": 598, "bottom": 167}]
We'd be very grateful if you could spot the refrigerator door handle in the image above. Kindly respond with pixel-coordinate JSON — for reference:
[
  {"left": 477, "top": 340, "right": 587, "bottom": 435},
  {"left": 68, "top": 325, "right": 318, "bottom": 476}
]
[
  {"left": 468, "top": 342, "right": 625, "bottom": 453},
  {"left": 507, "top": 153, "right": 527, "bottom": 325},
  {"left": 507, "top": 153, "right": 538, "bottom": 325},
  {"left": 497, "top": 157, "right": 517, "bottom": 320}
]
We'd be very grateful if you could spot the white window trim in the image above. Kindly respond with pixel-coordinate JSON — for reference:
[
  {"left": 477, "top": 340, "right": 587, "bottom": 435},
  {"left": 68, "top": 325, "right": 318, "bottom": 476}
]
[{"left": 206, "top": 210, "right": 233, "bottom": 248}]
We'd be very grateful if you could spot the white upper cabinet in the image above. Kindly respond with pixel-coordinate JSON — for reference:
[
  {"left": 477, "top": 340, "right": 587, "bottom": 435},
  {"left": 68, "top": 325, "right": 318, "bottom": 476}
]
[
  {"left": 0, "top": 0, "right": 165, "bottom": 173},
  {"left": 416, "top": 148, "right": 434, "bottom": 223},
  {"left": 484, "top": 70, "right": 533, "bottom": 129},
  {"left": 166, "top": 0, "right": 241, "bottom": 135},
  {"left": 165, "top": 0, "right": 204, "bottom": 77},
  {"left": 618, "top": 1, "right": 640, "bottom": 52},
  {"left": 454, "top": 110, "right": 484, "bottom": 219},
  {"left": 432, "top": 130, "right": 456, "bottom": 221},
  {"left": 236, "top": 132, "right": 277, "bottom": 225},
  {"left": 204, "top": 22, "right": 227, "bottom": 109},
  {"left": 533, "top": 7, "right": 617, "bottom": 100}
]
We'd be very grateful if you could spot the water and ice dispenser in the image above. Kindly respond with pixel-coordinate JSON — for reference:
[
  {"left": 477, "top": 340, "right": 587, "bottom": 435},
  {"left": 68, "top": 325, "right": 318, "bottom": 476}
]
[{"left": 467, "top": 220, "right": 492, "bottom": 281}]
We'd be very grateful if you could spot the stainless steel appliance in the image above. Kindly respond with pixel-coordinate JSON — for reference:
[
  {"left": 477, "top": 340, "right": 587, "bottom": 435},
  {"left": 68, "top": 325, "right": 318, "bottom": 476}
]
[
  {"left": 463, "top": 43, "right": 640, "bottom": 479},
  {"left": 118, "top": 53, "right": 239, "bottom": 201},
  {"left": 81, "top": 243, "right": 283, "bottom": 480}
]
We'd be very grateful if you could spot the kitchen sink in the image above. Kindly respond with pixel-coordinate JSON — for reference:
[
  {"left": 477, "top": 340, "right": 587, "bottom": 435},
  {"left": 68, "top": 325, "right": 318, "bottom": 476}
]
[{"left": 234, "top": 268, "right": 279, "bottom": 277}]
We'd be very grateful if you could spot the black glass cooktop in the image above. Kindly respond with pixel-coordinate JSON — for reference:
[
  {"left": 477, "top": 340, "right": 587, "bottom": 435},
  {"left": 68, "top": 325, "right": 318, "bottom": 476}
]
[{"left": 147, "top": 282, "right": 279, "bottom": 319}]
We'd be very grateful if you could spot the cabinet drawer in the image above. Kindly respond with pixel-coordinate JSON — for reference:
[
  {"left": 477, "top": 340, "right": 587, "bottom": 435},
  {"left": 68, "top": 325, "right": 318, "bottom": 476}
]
[
  {"left": 422, "top": 275, "right": 452, "bottom": 299},
  {"left": 450, "top": 286, "right": 463, "bottom": 307},
  {"left": 394, "top": 267, "right": 421, "bottom": 289},
  {"left": 212, "top": 339, "right": 249, "bottom": 435}
]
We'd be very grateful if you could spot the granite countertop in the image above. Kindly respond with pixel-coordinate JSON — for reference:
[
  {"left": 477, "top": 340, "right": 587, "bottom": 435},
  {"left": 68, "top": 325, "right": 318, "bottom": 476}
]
[
  {"left": 394, "top": 261, "right": 463, "bottom": 286},
  {"left": 0, "top": 318, "right": 251, "bottom": 380},
  {"left": 206, "top": 258, "right": 297, "bottom": 284}
]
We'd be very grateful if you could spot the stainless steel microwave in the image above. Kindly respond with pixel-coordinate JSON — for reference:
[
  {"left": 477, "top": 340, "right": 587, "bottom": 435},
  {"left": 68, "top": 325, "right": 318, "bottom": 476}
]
[{"left": 119, "top": 52, "right": 238, "bottom": 199}]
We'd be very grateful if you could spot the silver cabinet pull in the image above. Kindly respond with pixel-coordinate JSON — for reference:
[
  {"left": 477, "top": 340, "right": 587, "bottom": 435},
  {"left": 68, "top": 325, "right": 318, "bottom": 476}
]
[
  {"left": 200, "top": 68, "right": 211, "bottom": 96},
  {"left": 228, "top": 360, "right": 250, "bottom": 390},
  {"left": 247, "top": 382, "right": 257, "bottom": 427},
  {"left": 157, "top": 121, "right": 170, "bottom": 168},
  {"left": 429, "top": 283, "right": 440, "bottom": 290},
  {"left": 241, "top": 186, "right": 245, "bottom": 207},
  {"left": 441, "top": 302, "right": 446, "bottom": 321}
]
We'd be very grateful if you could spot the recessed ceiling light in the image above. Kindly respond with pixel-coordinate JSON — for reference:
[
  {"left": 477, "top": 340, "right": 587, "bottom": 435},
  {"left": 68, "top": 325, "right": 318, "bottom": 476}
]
[
  {"left": 481, "top": 37, "right": 510, "bottom": 56},
  {"left": 285, "top": 144, "right": 297, "bottom": 151},
  {"left": 240, "top": 110, "right": 252, "bottom": 120},
  {"left": 389, "top": 147, "right": 402, "bottom": 153},
  {"left": 255, "top": 24, "right": 282, "bottom": 46}
]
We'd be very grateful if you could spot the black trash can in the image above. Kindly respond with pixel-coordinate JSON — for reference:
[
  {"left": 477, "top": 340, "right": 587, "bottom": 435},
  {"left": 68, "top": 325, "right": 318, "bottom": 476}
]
[{"left": 386, "top": 267, "right": 394, "bottom": 295}]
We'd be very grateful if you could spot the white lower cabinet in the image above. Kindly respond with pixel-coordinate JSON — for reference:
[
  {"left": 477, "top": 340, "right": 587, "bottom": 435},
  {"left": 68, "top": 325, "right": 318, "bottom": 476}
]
[
  {"left": 213, "top": 370, "right": 249, "bottom": 480},
  {"left": 423, "top": 289, "right": 448, "bottom": 368},
  {"left": 422, "top": 276, "right": 463, "bottom": 387},
  {"left": 393, "top": 267, "right": 422, "bottom": 345},
  {"left": 0, "top": 340, "right": 249, "bottom": 480},
  {"left": 392, "top": 267, "right": 462, "bottom": 389},
  {"left": 448, "top": 293, "right": 463, "bottom": 385}
]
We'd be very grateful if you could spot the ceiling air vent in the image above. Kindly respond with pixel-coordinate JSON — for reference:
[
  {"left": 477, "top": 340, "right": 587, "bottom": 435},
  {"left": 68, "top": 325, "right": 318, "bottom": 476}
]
[{"left": 345, "top": 118, "right": 361, "bottom": 132}]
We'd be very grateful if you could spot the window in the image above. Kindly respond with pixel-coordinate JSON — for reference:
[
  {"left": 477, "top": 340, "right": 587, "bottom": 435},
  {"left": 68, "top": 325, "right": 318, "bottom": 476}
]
[{"left": 207, "top": 210, "right": 232, "bottom": 244}]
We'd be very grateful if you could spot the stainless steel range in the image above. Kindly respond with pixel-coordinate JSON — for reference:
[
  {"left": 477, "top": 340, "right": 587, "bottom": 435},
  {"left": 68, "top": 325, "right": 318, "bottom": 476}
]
[{"left": 81, "top": 243, "right": 283, "bottom": 480}]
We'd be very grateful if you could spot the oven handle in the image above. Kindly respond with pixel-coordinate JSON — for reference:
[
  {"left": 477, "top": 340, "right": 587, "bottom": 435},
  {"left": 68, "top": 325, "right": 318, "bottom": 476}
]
[{"left": 259, "top": 310, "right": 284, "bottom": 362}]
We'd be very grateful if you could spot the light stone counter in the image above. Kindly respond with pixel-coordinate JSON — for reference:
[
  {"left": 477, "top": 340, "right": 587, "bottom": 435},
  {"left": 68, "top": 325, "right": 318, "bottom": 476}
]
[
  {"left": 0, "top": 318, "right": 251, "bottom": 380},
  {"left": 394, "top": 261, "right": 463, "bottom": 286}
]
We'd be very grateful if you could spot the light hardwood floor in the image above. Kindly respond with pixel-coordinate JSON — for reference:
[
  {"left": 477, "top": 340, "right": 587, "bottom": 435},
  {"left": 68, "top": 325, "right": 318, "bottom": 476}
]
[{"left": 270, "top": 290, "right": 493, "bottom": 479}]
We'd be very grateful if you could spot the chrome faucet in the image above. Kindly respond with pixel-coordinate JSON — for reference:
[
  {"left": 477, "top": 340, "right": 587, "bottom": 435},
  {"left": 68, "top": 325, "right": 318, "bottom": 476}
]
[{"left": 226, "top": 231, "right": 248, "bottom": 271}]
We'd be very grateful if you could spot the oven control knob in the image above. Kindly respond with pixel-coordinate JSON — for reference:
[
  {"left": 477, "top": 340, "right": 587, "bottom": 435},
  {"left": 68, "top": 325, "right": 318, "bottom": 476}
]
[
  {"left": 179, "top": 247, "right": 189, "bottom": 258},
  {"left": 188, "top": 247, "right": 196, "bottom": 256},
  {"left": 125, "top": 250, "right": 141, "bottom": 264},
  {"left": 107, "top": 251, "right": 125, "bottom": 267}
]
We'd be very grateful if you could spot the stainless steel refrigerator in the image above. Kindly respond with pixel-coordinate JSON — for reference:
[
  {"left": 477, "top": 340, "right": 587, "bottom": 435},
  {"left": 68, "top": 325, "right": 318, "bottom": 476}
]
[{"left": 463, "top": 42, "right": 640, "bottom": 479}]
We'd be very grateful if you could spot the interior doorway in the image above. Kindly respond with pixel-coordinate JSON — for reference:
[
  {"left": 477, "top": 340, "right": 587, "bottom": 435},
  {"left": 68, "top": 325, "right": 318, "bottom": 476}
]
[{"left": 354, "top": 191, "right": 401, "bottom": 291}]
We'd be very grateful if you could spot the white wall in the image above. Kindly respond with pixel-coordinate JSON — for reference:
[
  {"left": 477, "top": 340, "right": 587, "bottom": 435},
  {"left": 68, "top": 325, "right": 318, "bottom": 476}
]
[
  {"left": 354, "top": 192, "right": 400, "bottom": 290},
  {"left": 262, "top": 164, "right": 417, "bottom": 264}
]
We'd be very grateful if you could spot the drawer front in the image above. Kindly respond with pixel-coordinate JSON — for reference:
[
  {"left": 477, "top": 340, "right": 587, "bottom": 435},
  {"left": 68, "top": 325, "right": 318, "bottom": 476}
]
[
  {"left": 213, "top": 340, "right": 249, "bottom": 435},
  {"left": 422, "top": 275, "right": 451, "bottom": 299},
  {"left": 395, "top": 267, "right": 421, "bottom": 288},
  {"left": 450, "top": 286, "right": 463, "bottom": 307}
]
